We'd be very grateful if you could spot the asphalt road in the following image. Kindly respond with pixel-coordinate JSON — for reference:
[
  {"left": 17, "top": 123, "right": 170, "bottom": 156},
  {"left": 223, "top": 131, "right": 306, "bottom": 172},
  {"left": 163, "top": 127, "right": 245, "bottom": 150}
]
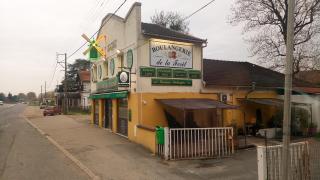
[{"left": 0, "top": 104, "right": 89, "bottom": 180}]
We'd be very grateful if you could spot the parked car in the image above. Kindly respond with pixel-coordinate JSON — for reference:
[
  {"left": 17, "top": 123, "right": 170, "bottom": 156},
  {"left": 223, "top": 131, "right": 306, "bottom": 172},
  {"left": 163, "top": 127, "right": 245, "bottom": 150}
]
[
  {"left": 43, "top": 106, "right": 61, "bottom": 116},
  {"left": 0, "top": 101, "right": 3, "bottom": 105},
  {"left": 40, "top": 102, "right": 47, "bottom": 109}
]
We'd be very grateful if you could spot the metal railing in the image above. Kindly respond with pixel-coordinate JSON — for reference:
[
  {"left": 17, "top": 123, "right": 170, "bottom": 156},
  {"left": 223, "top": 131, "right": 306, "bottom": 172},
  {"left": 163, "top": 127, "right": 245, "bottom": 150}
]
[
  {"left": 257, "top": 141, "right": 310, "bottom": 180},
  {"left": 157, "top": 127, "right": 234, "bottom": 160}
]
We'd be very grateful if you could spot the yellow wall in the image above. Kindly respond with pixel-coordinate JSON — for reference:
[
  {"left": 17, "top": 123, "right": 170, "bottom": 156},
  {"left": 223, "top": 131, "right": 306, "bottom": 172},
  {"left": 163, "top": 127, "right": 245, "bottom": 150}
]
[
  {"left": 112, "top": 99, "right": 118, "bottom": 133},
  {"left": 126, "top": 92, "right": 219, "bottom": 153},
  {"left": 89, "top": 89, "right": 279, "bottom": 153}
]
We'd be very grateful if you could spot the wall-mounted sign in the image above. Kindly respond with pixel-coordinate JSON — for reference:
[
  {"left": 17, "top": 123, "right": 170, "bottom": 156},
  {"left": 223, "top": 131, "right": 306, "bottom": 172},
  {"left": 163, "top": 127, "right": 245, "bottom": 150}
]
[
  {"left": 82, "top": 34, "right": 106, "bottom": 61},
  {"left": 110, "top": 58, "right": 115, "bottom": 75},
  {"left": 127, "top": 50, "right": 133, "bottom": 69},
  {"left": 152, "top": 78, "right": 192, "bottom": 86},
  {"left": 150, "top": 41, "right": 193, "bottom": 68},
  {"left": 157, "top": 68, "right": 172, "bottom": 78},
  {"left": 96, "top": 77, "right": 118, "bottom": 92},
  {"left": 118, "top": 71, "right": 130, "bottom": 87},
  {"left": 188, "top": 70, "right": 201, "bottom": 79},
  {"left": 140, "top": 67, "right": 156, "bottom": 77},
  {"left": 173, "top": 69, "right": 188, "bottom": 78}
]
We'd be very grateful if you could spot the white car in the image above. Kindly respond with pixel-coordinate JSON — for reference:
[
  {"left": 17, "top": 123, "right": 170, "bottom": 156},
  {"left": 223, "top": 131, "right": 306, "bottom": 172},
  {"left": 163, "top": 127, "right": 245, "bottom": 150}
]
[{"left": 0, "top": 101, "right": 3, "bottom": 105}]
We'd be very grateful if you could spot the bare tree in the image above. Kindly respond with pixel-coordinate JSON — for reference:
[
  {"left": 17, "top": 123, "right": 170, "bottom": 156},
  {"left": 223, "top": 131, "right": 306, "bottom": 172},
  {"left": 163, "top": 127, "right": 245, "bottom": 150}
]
[
  {"left": 151, "top": 11, "right": 190, "bottom": 33},
  {"left": 17, "top": 93, "right": 27, "bottom": 101},
  {"left": 26, "top": 92, "right": 37, "bottom": 101},
  {"left": 230, "top": 0, "right": 320, "bottom": 75}
]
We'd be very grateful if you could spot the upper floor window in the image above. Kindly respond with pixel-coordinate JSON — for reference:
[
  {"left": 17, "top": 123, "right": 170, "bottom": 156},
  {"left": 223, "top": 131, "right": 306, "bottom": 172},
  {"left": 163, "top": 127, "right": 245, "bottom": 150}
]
[
  {"left": 103, "top": 61, "right": 108, "bottom": 79},
  {"left": 127, "top": 49, "right": 133, "bottom": 69},
  {"left": 110, "top": 58, "right": 115, "bottom": 76},
  {"left": 98, "top": 65, "right": 102, "bottom": 80}
]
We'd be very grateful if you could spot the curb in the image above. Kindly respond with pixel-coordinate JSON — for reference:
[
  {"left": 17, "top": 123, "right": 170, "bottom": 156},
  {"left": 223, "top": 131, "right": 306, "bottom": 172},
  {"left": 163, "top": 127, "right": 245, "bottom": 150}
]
[{"left": 22, "top": 116, "right": 100, "bottom": 180}]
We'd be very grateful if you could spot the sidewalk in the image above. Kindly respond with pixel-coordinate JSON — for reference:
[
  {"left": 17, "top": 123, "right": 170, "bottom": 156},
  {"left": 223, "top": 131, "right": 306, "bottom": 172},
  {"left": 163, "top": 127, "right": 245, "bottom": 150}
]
[{"left": 24, "top": 106, "right": 258, "bottom": 180}]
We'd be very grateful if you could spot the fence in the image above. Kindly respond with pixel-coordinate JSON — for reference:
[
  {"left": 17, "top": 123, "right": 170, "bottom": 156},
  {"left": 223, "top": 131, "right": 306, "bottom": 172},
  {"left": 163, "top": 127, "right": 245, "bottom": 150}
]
[
  {"left": 257, "top": 141, "right": 310, "bottom": 180},
  {"left": 157, "top": 127, "right": 234, "bottom": 160},
  {"left": 309, "top": 139, "right": 320, "bottom": 180}
]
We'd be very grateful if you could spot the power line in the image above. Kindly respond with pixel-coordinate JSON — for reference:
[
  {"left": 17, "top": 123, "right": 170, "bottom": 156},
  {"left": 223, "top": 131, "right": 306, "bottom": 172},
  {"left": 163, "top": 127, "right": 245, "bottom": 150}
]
[
  {"left": 67, "top": 0, "right": 127, "bottom": 59},
  {"left": 90, "top": 0, "right": 112, "bottom": 25},
  {"left": 183, "top": 0, "right": 215, "bottom": 21}
]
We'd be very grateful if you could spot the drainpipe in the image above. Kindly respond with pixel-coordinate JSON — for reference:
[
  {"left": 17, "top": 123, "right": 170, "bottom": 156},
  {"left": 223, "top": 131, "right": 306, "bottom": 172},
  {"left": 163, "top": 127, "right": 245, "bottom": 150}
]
[{"left": 201, "top": 41, "right": 208, "bottom": 87}]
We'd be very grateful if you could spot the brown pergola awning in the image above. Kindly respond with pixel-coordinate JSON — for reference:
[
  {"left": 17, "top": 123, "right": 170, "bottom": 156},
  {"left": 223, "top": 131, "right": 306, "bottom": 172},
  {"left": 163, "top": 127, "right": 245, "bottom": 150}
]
[{"left": 156, "top": 98, "right": 238, "bottom": 110}]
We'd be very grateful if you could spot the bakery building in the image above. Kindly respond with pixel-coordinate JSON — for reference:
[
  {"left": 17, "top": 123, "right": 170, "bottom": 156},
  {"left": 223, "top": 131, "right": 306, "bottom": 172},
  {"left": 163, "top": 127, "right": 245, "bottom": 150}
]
[
  {"left": 89, "top": 2, "right": 239, "bottom": 155},
  {"left": 90, "top": 2, "right": 318, "bottom": 159}
]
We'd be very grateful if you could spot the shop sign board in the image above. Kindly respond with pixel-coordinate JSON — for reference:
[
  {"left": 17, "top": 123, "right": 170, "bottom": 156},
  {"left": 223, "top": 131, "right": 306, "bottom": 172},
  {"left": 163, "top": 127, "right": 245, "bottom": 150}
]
[
  {"left": 118, "top": 71, "right": 130, "bottom": 87},
  {"left": 157, "top": 68, "right": 172, "bottom": 78},
  {"left": 188, "top": 70, "right": 201, "bottom": 79},
  {"left": 150, "top": 41, "right": 193, "bottom": 68},
  {"left": 140, "top": 67, "right": 156, "bottom": 77},
  {"left": 173, "top": 69, "right": 188, "bottom": 78},
  {"left": 151, "top": 78, "right": 192, "bottom": 86},
  {"left": 97, "top": 77, "right": 118, "bottom": 92}
]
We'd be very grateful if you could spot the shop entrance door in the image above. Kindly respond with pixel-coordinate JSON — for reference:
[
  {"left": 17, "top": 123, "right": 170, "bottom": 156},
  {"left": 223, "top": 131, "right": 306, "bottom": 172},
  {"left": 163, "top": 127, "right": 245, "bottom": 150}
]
[
  {"left": 94, "top": 100, "right": 99, "bottom": 125},
  {"left": 104, "top": 99, "right": 112, "bottom": 129},
  {"left": 117, "top": 98, "right": 128, "bottom": 137}
]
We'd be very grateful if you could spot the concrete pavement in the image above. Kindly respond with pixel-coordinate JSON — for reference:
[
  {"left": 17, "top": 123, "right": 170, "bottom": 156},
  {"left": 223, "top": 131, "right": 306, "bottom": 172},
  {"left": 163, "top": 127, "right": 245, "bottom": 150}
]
[
  {"left": 0, "top": 104, "right": 89, "bottom": 180},
  {"left": 24, "top": 106, "right": 258, "bottom": 180}
]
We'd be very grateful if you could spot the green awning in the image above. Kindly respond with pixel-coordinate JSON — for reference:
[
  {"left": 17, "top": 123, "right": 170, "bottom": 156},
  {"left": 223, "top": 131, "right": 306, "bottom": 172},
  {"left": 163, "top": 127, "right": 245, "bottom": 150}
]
[{"left": 90, "top": 91, "right": 128, "bottom": 99}]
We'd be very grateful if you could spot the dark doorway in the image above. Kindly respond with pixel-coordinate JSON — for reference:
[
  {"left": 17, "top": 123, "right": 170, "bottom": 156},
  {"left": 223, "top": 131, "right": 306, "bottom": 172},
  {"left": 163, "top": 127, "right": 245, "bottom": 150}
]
[
  {"left": 94, "top": 100, "right": 99, "bottom": 125},
  {"left": 117, "top": 98, "right": 128, "bottom": 136},
  {"left": 256, "top": 109, "right": 262, "bottom": 127},
  {"left": 104, "top": 99, "right": 112, "bottom": 129}
]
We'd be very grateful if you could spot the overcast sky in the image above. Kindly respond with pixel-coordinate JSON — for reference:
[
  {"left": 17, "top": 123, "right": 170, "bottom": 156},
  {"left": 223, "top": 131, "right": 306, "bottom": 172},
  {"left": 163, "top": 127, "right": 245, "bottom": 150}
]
[{"left": 0, "top": 0, "right": 251, "bottom": 95}]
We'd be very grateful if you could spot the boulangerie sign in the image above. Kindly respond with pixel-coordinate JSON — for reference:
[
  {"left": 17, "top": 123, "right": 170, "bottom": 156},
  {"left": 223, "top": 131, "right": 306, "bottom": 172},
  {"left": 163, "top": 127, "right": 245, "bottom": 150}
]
[{"left": 150, "top": 41, "right": 193, "bottom": 68}]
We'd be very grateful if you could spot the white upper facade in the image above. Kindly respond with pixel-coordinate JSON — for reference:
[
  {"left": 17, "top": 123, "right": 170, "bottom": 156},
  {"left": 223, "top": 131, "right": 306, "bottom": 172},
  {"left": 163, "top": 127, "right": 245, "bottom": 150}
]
[{"left": 91, "top": 2, "right": 206, "bottom": 94}]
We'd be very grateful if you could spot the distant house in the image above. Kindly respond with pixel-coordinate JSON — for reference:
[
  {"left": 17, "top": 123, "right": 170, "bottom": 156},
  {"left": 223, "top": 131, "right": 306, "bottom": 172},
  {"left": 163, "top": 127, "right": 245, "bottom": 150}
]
[
  {"left": 77, "top": 70, "right": 90, "bottom": 109},
  {"left": 202, "top": 59, "right": 320, "bottom": 132},
  {"left": 296, "top": 70, "right": 320, "bottom": 85},
  {"left": 54, "top": 70, "right": 91, "bottom": 111}
]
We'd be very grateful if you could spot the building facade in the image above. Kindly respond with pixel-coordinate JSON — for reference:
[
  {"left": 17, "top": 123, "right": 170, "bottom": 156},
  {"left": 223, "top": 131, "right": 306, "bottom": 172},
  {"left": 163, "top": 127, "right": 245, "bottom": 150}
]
[
  {"left": 89, "top": 2, "right": 236, "bottom": 152},
  {"left": 90, "top": 2, "right": 320, "bottom": 154}
]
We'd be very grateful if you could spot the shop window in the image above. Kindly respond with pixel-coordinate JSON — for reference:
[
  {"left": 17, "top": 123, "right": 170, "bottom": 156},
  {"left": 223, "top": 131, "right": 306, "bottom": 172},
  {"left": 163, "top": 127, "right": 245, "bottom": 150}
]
[
  {"left": 126, "top": 49, "right": 133, "bottom": 69},
  {"left": 91, "top": 67, "right": 97, "bottom": 82},
  {"left": 117, "top": 98, "right": 128, "bottom": 136},
  {"left": 103, "top": 60, "right": 108, "bottom": 79},
  {"left": 110, "top": 58, "right": 115, "bottom": 76},
  {"left": 98, "top": 65, "right": 102, "bottom": 80}
]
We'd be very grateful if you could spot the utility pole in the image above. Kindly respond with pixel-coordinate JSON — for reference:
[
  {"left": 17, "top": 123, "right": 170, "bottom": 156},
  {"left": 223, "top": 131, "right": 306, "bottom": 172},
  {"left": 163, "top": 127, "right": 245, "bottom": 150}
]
[
  {"left": 64, "top": 53, "right": 68, "bottom": 114},
  {"left": 282, "top": 0, "right": 295, "bottom": 179},
  {"left": 44, "top": 81, "right": 47, "bottom": 103},
  {"left": 40, "top": 85, "right": 43, "bottom": 103},
  {"left": 57, "top": 53, "right": 68, "bottom": 114}
]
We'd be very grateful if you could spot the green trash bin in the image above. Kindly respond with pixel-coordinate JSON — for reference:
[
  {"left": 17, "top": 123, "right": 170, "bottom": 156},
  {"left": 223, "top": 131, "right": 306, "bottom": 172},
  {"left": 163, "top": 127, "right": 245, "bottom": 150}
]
[{"left": 156, "top": 126, "right": 165, "bottom": 145}]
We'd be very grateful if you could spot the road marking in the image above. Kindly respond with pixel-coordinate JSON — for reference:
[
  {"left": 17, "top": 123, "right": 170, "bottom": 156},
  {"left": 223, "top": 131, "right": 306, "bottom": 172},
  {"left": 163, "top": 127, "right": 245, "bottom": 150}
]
[{"left": 22, "top": 116, "right": 100, "bottom": 180}]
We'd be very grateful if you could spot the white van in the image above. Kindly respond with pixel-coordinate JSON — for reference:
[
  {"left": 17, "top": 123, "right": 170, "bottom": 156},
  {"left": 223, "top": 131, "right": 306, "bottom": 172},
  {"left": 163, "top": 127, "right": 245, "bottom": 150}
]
[{"left": 0, "top": 101, "right": 3, "bottom": 105}]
